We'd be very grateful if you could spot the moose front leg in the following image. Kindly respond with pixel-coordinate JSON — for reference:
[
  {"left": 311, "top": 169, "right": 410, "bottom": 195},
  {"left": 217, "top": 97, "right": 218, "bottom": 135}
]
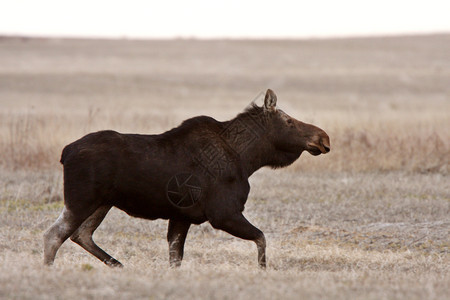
[
  {"left": 209, "top": 212, "right": 266, "bottom": 269},
  {"left": 167, "top": 219, "right": 191, "bottom": 267}
]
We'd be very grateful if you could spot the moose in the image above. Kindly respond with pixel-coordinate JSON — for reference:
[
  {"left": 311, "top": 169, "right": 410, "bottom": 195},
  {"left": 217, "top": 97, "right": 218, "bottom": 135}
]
[{"left": 44, "top": 89, "right": 330, "bottom": 268}]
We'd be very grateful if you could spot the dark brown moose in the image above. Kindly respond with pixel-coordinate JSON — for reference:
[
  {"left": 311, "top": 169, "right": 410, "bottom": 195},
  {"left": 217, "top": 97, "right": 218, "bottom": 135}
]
[{"left": 44, "top": 89, "right": 330, "bottom": 268}]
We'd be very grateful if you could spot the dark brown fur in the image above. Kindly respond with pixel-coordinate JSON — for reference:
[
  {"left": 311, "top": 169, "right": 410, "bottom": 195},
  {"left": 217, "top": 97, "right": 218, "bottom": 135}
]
[{"left": 43, "top": 89, "right": 330, "bottom": 268}]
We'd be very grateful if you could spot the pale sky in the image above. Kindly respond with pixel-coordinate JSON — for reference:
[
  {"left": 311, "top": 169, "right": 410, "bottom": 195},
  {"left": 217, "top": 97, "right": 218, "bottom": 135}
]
[{"left": 1, "top": 0, "right": 450, "bottom": 39}]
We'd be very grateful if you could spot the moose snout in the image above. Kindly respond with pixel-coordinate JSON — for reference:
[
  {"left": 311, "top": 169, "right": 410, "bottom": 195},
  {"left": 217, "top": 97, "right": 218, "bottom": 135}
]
[{"left": 306, "top": 135, "right": 330, "bottom": 155}]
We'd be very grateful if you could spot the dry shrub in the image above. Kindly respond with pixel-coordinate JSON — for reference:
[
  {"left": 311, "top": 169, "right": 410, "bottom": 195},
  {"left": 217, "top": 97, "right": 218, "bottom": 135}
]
[{"left": 1, "top": 114, "right": 54, "bottom": 170}]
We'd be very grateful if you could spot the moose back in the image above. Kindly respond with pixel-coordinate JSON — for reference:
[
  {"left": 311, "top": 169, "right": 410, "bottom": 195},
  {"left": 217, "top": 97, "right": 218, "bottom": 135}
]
[{"left": 44, "top": 89, "right": 330, "bottom": 268}]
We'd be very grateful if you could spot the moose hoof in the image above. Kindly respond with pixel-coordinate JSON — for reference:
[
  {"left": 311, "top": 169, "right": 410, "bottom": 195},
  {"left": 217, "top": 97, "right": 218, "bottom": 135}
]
[
  {"left": 44, "top": 261, "right": 54, "bottom": 267},
  {"left": 104, "top": 258, "right": 123, "bottom": 268},
  {"left": 169, "top": 260, "right": 182, "bottom": 268}
]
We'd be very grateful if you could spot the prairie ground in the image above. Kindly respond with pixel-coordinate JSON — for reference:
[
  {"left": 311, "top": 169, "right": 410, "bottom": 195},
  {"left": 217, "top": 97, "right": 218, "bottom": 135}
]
[{"left": 0, "top": 35, "right": 449, "bottom": 299}]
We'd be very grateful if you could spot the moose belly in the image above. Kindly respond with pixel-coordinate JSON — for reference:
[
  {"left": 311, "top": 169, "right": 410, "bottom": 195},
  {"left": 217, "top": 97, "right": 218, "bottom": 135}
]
[{"left": 112, "top": 187, "right": 207, "bottom": 223}]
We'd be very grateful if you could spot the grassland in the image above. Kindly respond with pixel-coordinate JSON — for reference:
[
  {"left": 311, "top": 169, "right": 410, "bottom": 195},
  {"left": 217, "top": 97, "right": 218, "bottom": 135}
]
[{"left": 0, "top": 35, "right": 449, "bottom": 299}]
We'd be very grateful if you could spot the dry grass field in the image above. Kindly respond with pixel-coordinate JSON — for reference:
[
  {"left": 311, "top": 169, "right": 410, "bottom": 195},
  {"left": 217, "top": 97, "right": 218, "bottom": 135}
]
[{"left": 0, "top": 35, "right": 449, "bottom": 299}]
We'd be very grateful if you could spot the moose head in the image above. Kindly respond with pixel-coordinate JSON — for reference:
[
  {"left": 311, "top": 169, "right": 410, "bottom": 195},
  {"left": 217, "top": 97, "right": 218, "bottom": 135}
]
[{"left": 263, "top": 89, "right": 330, "bottom": 156}]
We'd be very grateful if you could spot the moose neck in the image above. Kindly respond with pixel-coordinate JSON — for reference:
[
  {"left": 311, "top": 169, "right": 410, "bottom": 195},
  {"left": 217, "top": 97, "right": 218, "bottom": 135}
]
[{"left": 221, "top": 106, "right": 301, "bottom": 177}]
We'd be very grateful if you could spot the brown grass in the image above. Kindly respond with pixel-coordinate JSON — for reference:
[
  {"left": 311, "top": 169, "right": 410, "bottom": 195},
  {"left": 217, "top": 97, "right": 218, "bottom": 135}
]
[
  {"left": 0, "top": 35, "right": 449, "bottom": 299},
  {"left": 1, "top": 170, "right": 448, "bottom": 299}
]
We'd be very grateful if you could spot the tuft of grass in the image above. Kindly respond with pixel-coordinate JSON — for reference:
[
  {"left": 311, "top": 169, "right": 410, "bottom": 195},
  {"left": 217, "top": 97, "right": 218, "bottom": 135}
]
[{"left": 81, "top": 264, "right": 94, "bottom": 271}]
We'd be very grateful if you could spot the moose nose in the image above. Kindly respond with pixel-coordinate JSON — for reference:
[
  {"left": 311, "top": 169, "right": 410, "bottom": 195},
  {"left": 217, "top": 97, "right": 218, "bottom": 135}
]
[{"left": 320, "top": 138, "right": 330, "bottom": 153}]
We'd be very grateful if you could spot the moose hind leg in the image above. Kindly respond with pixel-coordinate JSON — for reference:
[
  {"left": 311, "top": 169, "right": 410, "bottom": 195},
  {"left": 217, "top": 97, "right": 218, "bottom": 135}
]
[
  {"left": 70, "top": 205, "right": 122, "bottom": 267},
  {"left": 167, "top": 219, "right": 191, "bottom": 267},
  {"left": 43, "top": 206, "right": 88, "bottom": 266}
]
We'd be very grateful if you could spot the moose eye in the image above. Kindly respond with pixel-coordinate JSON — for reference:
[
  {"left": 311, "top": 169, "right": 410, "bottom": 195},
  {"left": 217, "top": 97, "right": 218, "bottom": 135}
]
[{"left": 287, "top": 119, "right": 293, "bottom": 125}]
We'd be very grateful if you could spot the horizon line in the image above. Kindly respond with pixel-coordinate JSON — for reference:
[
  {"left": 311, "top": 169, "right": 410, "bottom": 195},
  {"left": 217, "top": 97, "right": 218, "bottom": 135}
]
[{"left": 1, "top": 31, "right": 449, "bottom": 42}]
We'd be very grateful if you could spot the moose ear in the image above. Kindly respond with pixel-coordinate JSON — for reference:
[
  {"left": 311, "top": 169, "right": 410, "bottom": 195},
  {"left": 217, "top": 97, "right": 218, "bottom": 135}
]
[{"left": 264, "top": 89, "right": 277, "bottom": 112}]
